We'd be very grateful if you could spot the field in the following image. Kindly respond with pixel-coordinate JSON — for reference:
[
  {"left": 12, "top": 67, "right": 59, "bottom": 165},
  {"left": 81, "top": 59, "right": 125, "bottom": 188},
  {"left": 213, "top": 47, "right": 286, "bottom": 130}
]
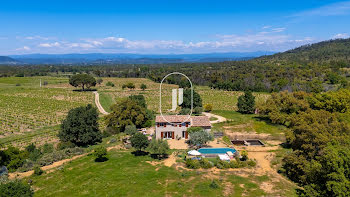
[
  {"left": 28, "top": 150, "right": 297, "bottom": 197},
  {"left": 97, "top": 78, "right": 270, "bottom": 112},
  {"left": 0, "top": 77, "right": 94, "bottom": 146}
]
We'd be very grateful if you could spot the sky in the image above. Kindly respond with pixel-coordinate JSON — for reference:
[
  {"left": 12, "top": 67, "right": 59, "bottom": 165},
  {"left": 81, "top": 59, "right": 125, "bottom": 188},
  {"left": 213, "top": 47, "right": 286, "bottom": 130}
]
[{"left": 1, "top": 0, "right": 350, "bottom": 55}]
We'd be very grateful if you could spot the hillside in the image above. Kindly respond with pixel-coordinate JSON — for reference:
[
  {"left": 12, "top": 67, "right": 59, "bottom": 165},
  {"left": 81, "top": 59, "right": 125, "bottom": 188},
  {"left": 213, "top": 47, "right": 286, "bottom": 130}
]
[
  {"left": 256, "top": 38, "right": 350, "bottom": 65},
  {"left": 0, "top": 56, "right": 17, "bottom": 64}
]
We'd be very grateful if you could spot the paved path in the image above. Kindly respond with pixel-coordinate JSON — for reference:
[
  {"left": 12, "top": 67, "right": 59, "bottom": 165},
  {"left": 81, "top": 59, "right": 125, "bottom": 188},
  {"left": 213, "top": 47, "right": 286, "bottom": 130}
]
[
  {"left": 93, "top": 91, "right": 109, "bottom": 115},
  {"left": 202, "top": 112, "right": 227, "bottom": 124}
]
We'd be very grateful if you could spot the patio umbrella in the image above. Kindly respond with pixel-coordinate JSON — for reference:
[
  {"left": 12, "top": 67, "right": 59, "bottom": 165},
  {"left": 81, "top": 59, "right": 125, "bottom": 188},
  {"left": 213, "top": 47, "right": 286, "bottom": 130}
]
[{"left": 187, "top": 150, "right": 201, "bottom": 156}]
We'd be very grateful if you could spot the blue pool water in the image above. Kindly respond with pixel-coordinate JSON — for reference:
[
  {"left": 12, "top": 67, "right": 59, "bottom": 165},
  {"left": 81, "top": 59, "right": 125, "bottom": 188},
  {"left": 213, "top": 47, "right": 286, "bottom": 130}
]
[{"left": 198, "top": 148, "right": 236, "bottom": 154}]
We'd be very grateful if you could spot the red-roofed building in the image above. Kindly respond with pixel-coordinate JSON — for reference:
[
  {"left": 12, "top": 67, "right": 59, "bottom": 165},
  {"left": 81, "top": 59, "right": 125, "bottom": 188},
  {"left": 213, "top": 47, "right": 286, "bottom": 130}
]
[{"left": 155, "top": 115, "right": 211, "bottom": 139}]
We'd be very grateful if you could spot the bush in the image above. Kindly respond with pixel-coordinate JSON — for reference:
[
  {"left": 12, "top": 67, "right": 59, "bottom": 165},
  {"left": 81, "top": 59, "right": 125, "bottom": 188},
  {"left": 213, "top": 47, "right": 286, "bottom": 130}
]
[
  {"left": 179, "top": 108, "right": 191, "bottom": 115},
  {"left": 216, "top": 159, "right": 230, "bottom": 169},
  {"left": 125, "top": 125, "right": 137, "bottom": 136},
  {"left": 204, "top": 104, "right": 213, "bottom": 112},
  {"left": 93, "top": 146, "right": 108, "bottom": 162},
  {"left": 240, "top": 150, "right": 248, "bottom": 161},
  {"left": 41, "top": 143, "right": 54, "bottom": 154},
  {"left": 106, "top": 81, "right": 115, "bottom": 87},
  {"left": 209, "top": 180, "right": 219, "bottom": 189},
  {"left": 56, "top": 141, "right": 76, "bottom": 150},
  {"left": 140, "top": 83, "right": 147, "bottom": 90},
  {"left": 33, "top": 166, "right": 43, "bottom": 176},
  {"left": 185, "top": 159, "right": 200, "bottom": 169},
  {"left": 130, "top": 133, "right": 149, "bottom": 151},
  {"left": 0, "top": 180, "right": 34, "bottom": 197},
  {"left": 109, "top": 138, "right": 117, "bottom": 144},
  {"left": 199, "top": 158, "right": 213, "bottom": 169},
  {"left": 229, "top": 160, "right": 240, "bottom": 168},
  {"left": 37, "top": 147, "right": 85, "bottom": 167},
  {"left": 15, "top": 83, "right": 21, "bottom": 86},
  {"left": 193, "top": 107, "right": 203, "bottom": 114},
  {"left": 247, "top": 159, "right": 256, "bottom": 167},
  {"left": 43, "top": 81, "right": 48, "bottom": 86}
]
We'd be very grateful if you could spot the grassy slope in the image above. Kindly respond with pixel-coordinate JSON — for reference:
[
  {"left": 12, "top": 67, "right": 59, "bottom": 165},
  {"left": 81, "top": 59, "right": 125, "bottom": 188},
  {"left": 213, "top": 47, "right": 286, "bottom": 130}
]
[
  {"left": 212, "top": 110, "right": 286, "bottom": 137},
  {"left": 98, "top": 92, "right": 114, "bottom": 113},
  {"left": 29, "top": 150, "right": 296, "bottom": 197}
]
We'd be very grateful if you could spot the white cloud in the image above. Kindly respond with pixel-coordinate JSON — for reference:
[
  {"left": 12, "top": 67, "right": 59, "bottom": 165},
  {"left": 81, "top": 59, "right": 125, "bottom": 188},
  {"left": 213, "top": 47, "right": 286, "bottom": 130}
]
[
  {"left": 332, "top": 33, "right": 349, "bottom": 39},
  {"left": 293, "top": 1, "right": 350, "bottom": 17},
  {"left": 38, "top": 42, "right": 61, "bottom": 48},
  {"left": 12, "top": 30, "right": 316, "bottom": 54},
  {"left": 15, "top": 46, "right": 31, "bottom": 51}
]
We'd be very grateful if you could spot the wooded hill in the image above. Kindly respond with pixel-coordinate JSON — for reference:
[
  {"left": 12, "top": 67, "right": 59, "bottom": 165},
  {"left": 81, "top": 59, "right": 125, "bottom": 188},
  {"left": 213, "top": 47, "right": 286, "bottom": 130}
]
[{"left": 256, "top": 38, "right": 350, "bottom": 65}]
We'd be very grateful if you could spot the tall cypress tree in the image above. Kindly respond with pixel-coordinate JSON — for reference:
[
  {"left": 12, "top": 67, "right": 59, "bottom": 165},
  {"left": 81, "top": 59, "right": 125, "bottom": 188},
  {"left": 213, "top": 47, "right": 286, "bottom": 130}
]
[{"left": 237, "top": 91, "right": 255, "bottom": 114}]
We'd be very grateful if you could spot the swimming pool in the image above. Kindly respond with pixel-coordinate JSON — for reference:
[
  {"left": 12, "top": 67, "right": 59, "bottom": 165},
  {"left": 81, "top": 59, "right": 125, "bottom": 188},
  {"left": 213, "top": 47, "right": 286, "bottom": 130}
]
[{"left": 198, "top": 148, "right": 236, "bottom": 154}]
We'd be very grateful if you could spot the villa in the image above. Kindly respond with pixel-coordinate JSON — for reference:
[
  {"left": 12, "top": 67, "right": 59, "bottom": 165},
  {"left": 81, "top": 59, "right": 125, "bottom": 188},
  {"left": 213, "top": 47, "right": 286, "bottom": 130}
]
[{"left": 155, "top": 115, "right": 211, "bottom": 139}]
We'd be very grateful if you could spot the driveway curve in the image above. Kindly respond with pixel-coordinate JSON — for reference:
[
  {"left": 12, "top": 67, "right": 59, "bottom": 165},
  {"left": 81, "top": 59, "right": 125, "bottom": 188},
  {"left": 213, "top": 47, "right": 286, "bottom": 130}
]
[
  {"left": 93, "top": 91, "right": 109, "bottom": 115},
  {"left": 202, "top": 112, "right": 227, "bottom": 124}
]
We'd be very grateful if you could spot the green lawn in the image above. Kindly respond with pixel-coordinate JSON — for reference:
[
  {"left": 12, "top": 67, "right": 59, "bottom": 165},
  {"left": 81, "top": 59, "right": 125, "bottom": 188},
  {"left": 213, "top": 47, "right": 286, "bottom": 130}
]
[
  {"left": 98, "top": 92, "right": 114, "bottom": 113},
  {"left": 212, "top": 110, "right": 286, "bottom": 137},
  {"left": 28, "top": 150, "right": 286, "bottom": 197}
]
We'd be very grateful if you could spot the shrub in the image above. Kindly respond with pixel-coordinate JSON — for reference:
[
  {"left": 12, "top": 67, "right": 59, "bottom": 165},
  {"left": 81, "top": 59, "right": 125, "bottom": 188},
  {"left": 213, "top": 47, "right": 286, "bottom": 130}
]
[
  {"left": 147, "top": 139, "right": 170, "bottom": 159},
  {"left": 43, "top": 81, "right": 48, "bottom": 86},
  {"left": 0, "top": 180, "right": 34, "bottom": 197},
  {"left": 97, "top": 78, "right": 103, "bottom": 85},
  {"left": 193, "top": 107, "right": 203, "bottom": 114},
  {"left": 209, "top": 180, "right": 219, "bottom": 189},
  {"left": 33, "top": 166, "right": 43, "bottom": 176},
  {"left": 240, "top": 150, "right": 248, "bottom": 161},
  {"left": 1, "top": 146, "right": 28, "bottom": 171},
  {"left": 247, "top": 159, "right": 257, "bottom": 167},
  {"left": 216, "top": 160, "right": 230, "bottom": 169},
  {"left": 140, "top": 83, "right": 147, "bottom": 90},
  {"left": 130, "top": 132, "right": 149, "bottom": 151},
  {"left": 93, "top": 146, "right": 108, "bottom": 162},
  {"left": 41, "top": 143, "right": 54, "bottom": 154},
  {"left": 106, "top": 81, "right": 115, "bottom": 87},
  {"left": 179, "top": 108, "right": 191, "bottom": 115},
  {"left": 199, "top": 158, "right": 213, "bottom": 169},
  {"left": 109, "top": 138, "right": 117, "bottom": 144},
  {"left": 125, "top": 125, "right": 137, "bottom": 136},
  {"left": 185, "top": 159, "right": 200, "bottom": 169},
  {"left": 56, "top": 141, "right": 76, "bottom": 150},
  {"left": 229, "top": 160, "right": 240, "bottom": 168},
  {"left": 15, "top": 83, "right": 21, "bottom": 86},
  {"left": 204, "top": 104, "right": 213, "bottom": 112}
]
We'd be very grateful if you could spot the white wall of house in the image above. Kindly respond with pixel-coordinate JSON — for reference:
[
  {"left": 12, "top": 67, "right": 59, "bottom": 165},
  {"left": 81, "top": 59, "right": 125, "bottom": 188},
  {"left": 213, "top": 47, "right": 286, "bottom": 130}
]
[
  {"left": 155, "top": 123, "right": 190, "bottom": 139},
  {"left": 155, "top": 123, "right": 211, "bottom": 139}
]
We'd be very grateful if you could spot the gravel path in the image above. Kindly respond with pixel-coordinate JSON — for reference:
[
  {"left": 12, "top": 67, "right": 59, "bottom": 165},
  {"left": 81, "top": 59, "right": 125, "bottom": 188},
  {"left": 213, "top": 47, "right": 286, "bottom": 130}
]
[
  {"left": 202, "top": 112, "right": 227, "bottom": 124},
  {"left": 93, "top": 91, "right": 109, "bottom": 115}
]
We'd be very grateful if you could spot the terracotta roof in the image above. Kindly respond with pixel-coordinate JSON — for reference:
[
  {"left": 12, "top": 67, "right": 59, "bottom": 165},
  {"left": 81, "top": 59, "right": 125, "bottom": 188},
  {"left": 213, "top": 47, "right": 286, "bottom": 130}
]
[
  {"left": 155, "top": 115, "right": 211, "bottom": 127},
  {"left": 156, "top": 115, "right": 191, "bottom": 123},
  {"left": 191, "top": 116, "right": 211, "bottom": 127}
]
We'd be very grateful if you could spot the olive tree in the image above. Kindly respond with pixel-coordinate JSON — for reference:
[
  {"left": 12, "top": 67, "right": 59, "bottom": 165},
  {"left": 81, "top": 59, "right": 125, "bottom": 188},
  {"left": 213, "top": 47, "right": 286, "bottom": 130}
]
[{"left": 69, "top": 74, "right": 96, "bottom": 91}]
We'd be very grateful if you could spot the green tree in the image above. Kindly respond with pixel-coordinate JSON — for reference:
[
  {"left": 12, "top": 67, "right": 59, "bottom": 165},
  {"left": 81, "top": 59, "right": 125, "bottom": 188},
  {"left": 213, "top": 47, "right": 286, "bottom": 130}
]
[
  {"left": 105, "top": 98, "right": 151, "bottom": 132},
  {"left": 180, "top": 89, "right": 202, "bottom": 109},
  {"left": 130, "top": 132, "right": 149, "bottom": 151},
  {"left": 147, "top": 138, "right": 170, "bottom": 159},
  {"left": 93, "top": 146, "right": 108, "bottom": 162},
  {"left": 188, "top": 129, "right": 213, "bottom": 147},
  {"left": 0, "top": 180, "right": 33, "bottom": 197},
  {"left": 126, "top": 82, "right": 135, "bottom": 90},
  {"left": 106, "top": 81, "right": 115, "bottom": 87},
  {"left": 69, "top": 74, "right": 96, "bottom": 91},
  {"left": 237, "top": 91, "right": 255, "bottom": 114},
  {"left": 129, "top": 94, "right": 147, "bottom": 108},
  {"left": 125, "top": 125, "right": 137, "bottom": 136},
  {"left": 59, "top": 104, "right": 102, "bottom": 146},
  {"left": 140, "top": 83, "right": 147, "bottom": 90}
]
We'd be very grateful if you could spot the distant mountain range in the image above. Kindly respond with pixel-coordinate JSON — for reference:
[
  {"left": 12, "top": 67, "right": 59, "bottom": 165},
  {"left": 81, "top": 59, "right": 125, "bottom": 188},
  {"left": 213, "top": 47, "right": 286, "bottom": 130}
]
[{"left": 0, "top": 51, "right": 275, "bottom": 65}]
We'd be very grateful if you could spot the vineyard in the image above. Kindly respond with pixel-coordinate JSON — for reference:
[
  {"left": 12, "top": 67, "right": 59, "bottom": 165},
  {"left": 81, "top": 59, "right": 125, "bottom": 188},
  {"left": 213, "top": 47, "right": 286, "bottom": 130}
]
[{"left": 0, "top": 77, "right": 93, "bottom": 145}]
